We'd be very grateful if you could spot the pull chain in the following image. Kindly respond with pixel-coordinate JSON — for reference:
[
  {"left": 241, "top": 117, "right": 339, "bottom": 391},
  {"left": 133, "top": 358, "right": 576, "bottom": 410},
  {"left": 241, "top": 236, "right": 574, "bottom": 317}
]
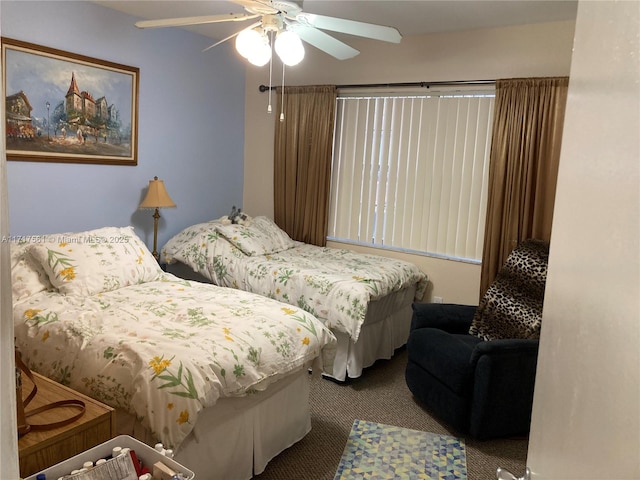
[
  {"left": 267, "top": 30, "right": 273, "bottom": 114},
  {"left": 280, "top": 62, "right": 285, "bottom": 122}
]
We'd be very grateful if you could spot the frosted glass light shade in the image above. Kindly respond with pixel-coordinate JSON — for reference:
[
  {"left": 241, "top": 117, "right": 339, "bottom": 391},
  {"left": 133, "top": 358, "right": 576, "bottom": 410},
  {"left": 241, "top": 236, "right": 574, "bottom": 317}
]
[
  {"left": 235, "top": 29, "right": 262, "bottom": 59},
  {"left": 275, "top": 30, "right": 304, "bottom": 66},
  {"left": 248, "top": 39, "right": 272, "bottom": 66}
]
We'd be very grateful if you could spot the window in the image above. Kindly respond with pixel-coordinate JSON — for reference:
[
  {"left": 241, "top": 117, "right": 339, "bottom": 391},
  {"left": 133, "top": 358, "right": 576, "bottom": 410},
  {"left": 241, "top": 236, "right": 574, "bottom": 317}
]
[{"left": 328, "top": 89, "right": 495, "bottom": 262}]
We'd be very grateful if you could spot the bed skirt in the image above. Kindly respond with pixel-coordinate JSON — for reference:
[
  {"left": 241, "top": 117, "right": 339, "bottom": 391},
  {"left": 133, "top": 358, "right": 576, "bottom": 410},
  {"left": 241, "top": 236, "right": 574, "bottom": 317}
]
[
  {"left": 116, "top": 368, "right": 311, "bottom": 480},
  {"left": 326, "top": 284, "right": 417, "bottom": 381}
]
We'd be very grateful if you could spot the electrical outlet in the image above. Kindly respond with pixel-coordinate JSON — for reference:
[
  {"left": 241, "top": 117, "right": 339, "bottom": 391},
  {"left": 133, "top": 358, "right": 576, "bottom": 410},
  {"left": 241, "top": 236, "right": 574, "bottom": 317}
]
[{"left": 433, "top": 296, "right": 443, "bottom": 304}]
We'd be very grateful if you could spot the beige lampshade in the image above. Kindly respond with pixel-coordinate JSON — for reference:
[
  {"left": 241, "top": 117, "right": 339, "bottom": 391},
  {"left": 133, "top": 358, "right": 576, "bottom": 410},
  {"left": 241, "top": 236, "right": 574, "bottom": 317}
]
[{"left": 139, "top": 176, "right": 176, "bottom": 209}]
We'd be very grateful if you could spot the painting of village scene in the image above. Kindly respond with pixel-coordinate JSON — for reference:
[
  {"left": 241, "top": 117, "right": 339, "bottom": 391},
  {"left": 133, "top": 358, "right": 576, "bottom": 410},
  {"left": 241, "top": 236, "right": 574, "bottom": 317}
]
[{"left": 2, "top": 38, "right": 138, "bottom": 165}]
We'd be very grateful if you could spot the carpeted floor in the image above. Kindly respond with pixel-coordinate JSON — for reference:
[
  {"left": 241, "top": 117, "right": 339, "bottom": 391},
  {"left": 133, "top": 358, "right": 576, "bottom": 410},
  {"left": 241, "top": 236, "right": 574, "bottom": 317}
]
[{"left": 254, "top": 347, "right": 528, "bottom": 480}]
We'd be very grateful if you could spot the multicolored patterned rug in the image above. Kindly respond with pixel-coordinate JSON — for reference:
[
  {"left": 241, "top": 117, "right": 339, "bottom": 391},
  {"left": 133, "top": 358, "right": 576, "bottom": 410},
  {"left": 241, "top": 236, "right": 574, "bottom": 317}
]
[{"left": 334, "top": 419, "right": 467, "bottom": 480}]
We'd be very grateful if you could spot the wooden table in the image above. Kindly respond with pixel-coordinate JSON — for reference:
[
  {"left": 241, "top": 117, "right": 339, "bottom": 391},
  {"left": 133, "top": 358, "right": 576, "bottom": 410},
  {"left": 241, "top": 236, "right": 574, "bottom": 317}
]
[{"left": 18, "top": 371, "right": 115, "bottom": 477}]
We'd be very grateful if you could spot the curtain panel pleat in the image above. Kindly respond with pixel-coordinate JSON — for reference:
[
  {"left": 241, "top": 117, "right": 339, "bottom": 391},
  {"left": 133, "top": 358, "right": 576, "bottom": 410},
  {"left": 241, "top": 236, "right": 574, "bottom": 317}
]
[
  {"left": 274, "top": 85, "right": 337, "bottom": 246},
  {"left": 479, "top": 77, "right": 569, "bottom": 297}
]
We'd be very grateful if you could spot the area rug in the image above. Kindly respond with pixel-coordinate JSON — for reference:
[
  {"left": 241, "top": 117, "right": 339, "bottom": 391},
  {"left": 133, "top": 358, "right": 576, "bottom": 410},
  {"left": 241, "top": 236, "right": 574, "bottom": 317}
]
[{"left": 334, "top": 419, "right": 467, "bottom": 480}]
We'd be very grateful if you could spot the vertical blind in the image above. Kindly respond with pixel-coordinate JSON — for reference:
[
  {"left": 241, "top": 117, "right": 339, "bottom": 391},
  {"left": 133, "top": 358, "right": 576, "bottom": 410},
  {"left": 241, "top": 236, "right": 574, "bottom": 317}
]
[{"left": 328, "top": 91, "right": 495, "bottom": 262}]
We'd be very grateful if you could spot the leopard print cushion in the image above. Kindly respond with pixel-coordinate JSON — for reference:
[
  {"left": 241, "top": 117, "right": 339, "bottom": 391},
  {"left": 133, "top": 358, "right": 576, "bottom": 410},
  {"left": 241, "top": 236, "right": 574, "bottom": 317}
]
[{"left": 469, "top": 239, "right": 549, "bottom": 341}]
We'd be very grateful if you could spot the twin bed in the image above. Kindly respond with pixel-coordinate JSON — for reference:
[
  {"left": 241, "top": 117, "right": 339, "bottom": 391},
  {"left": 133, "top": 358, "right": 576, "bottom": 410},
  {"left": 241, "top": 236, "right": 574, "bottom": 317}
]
[
  {"left": 11, "top": 226, "right": 336, "bottom": 479},
  {"left": 11, "top": 219, "right": 427, "bottom": 478},
  {"left": 162, "top": 215, "right": 428, "bottom": 381}
]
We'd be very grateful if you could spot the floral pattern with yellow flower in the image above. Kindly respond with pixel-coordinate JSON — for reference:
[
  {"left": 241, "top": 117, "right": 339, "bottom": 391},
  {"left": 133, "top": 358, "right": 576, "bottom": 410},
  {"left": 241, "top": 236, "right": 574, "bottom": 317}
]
[
  {"left": 177, "top": 410, "right": 190, "bottom": 425},
  {"left": 60, "top": 267, "right": 76, "bottom": 281},
  {"left": 13, "top": 273, "right": 336, "bottom": 452},
  {"left": 24, "top": 309, "right": 41, "bottom": 319},
  {"left": 224, "top": 326, "right": 234, "bottom": 342},
  {"left": 43, "top": 249, "right": 77, "bottom": 283},
  {"left": 149, "top": 356, "right": 172, "bottom": 375}
]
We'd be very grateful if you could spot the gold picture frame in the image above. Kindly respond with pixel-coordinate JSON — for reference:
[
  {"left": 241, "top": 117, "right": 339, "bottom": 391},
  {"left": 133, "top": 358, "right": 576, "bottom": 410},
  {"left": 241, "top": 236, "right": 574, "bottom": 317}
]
[{"left": 2, "top": 37, "right": 139, "bottom": 165}]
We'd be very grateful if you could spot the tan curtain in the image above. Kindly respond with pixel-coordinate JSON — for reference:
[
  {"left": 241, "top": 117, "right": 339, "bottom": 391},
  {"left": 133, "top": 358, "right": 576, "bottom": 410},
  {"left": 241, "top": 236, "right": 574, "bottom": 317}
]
[
  {"left": 274, "top": 85, "right": 337, "bottom": 246},
  {"left": 480, "top": 77, "right": 569, "bottom": 297}
]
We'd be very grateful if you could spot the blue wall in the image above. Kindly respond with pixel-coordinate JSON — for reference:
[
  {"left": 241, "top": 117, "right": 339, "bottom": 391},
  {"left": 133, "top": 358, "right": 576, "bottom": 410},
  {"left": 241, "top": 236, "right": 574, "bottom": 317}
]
[{"left": 2, "top": 1, "right": 246, "bottom": 249}]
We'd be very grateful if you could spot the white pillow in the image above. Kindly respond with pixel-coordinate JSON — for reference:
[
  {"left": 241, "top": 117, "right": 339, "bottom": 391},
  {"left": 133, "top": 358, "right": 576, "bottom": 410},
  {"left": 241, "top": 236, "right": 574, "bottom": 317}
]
[
  {"left": 161, "top": 220, "right": 222, "bottom": 264},
  {"left": 215, "top": 219, "right": 292, "bottom": 256},
  {"left": 28, "top": 226, "right": 163, "bottom": 296},
  {"left": 174, "top": 228, "right": 245, "bottom": 276},
  {"left": 11, "top": 241, "right": 53, "bottom": 302},
  {"left": 251, "top": 216, "right": 296, "bottom": 252}
]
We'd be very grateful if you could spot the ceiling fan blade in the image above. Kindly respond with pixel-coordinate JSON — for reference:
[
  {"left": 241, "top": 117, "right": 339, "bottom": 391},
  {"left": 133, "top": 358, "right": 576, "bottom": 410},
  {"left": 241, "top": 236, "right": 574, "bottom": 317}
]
[
  {"left": 294, "top": 13, "right": 402, "bottom": 43},
  {"left": 135, "top": 13, "right": 259, "bottom": 29},
  {"left": 291, "top": 25, "right": 359, "bottom": 60},
  {"left": 202, "top": 21, "right": 262, "bottom": 52},
  {"left": 227, "top": 0, "right": 261, "bottom": 7},
  {"left": 227, "top": 0, "right": 276, "bottom": 12}
]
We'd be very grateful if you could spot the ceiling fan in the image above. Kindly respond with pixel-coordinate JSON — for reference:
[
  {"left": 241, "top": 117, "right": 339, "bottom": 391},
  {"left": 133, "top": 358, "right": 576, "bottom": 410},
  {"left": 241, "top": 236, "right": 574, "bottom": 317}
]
[{"left": 135, "top": 0, "right": 402, "bottom": 66}]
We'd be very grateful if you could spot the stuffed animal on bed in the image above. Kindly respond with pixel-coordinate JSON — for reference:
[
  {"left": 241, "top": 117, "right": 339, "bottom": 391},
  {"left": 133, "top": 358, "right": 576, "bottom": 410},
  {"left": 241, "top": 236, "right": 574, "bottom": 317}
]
[
  {"left": 229, "top": 206, "right": 250, "bottom": 224},
  {"left": 218, "top": 206, "right": 251, "bottom": 225}
]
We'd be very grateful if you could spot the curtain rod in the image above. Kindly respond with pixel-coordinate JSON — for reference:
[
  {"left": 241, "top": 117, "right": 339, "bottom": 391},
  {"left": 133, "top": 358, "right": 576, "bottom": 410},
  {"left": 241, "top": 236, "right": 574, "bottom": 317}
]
[{"left": 258, "top": 79, "right": 495, "bottom": 92}]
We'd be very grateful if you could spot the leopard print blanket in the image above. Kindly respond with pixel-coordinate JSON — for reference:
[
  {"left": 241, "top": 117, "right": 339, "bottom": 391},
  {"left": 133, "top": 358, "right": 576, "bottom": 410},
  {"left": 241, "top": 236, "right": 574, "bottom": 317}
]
[{"left": 469, "top": 239, "right": 550, "bottom": 341}]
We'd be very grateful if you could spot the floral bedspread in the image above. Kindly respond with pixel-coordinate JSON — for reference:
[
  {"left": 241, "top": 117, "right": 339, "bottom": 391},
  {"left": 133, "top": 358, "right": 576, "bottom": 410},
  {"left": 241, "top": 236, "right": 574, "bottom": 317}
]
[
  {"left": 13, "top": 273, "right": 336, "bottom": 450},
  {"left": 164, "top": 227, "right": 428, "bottom": 341}
]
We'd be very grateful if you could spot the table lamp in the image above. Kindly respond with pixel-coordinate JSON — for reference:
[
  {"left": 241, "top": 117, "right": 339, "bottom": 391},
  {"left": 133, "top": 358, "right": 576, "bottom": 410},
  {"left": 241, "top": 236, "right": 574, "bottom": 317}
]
[{"left": 139, "top": 176, "right": 176, "bottom": 260}]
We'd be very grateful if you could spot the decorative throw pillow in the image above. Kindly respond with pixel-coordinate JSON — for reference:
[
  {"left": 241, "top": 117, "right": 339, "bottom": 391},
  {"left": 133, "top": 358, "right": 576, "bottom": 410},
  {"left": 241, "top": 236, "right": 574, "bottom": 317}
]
[
  {"left": 28, "top": 226, "right": 163, "bottom": 296},
  {"left": 10, "top": 241, "right": 53, "bottom": 302},
  {"left": 469, "top": 239, "right": 549, "bottom": 341}
]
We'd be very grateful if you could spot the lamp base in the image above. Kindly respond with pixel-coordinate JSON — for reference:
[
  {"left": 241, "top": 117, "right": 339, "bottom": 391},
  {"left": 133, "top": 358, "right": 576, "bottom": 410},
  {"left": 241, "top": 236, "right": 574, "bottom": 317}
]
[{"left": 152, "top": 208, "right": 160, "bottom": 262}]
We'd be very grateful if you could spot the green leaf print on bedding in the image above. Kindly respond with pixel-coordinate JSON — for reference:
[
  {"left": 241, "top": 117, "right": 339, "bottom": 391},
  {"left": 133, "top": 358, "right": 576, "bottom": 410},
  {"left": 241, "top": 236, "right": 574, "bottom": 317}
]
[
  {"left": 45, "top": 249, "right": 77, "bottom": 282},
  {"left": 24, "top": 309, "right": 59, "bottom": 327},
  {"left": 149, "top": 356, "right": 198, "bottom": 399},
  {"left": 187, "top": 307, "right": 215, "bottom": 327}
]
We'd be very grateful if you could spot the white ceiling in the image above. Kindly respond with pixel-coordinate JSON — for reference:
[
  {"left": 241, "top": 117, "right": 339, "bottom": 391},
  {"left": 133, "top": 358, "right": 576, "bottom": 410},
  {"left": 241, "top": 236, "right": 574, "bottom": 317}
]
[{"left": 94, "top": 0, "right": 578, "bottom": 42}]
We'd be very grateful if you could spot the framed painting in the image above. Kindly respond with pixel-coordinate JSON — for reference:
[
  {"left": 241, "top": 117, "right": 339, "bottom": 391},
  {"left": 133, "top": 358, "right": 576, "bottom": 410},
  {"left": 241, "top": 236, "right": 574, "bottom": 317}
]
[{"left": 2, "top": 37, "right": 139, "bottom": 165}]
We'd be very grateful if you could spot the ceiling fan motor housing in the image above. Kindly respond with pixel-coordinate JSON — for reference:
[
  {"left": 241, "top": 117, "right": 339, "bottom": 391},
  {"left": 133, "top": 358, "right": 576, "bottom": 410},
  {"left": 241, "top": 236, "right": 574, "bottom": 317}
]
[
  {"left": 244, "top": 0, "right": 302, "bottom": 18},
  {"left": 261, "top": 14, "right": 284, "bottom": 33}
]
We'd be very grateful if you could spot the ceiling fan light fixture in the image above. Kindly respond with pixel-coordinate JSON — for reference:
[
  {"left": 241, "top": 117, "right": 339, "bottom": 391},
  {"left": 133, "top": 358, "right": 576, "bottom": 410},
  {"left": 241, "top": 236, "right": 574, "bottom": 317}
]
[
  {"left": 235, "top": 28, "right": 262, "bottom": 59},
  {"left": 275, "top": 30, "right": 305, "bottom": 66},
  {"left": 248, "top": 37, "right": 272, "bottom": 66},
  {"left": 136, "top": 0, "right": 403, "bottom": 65}
]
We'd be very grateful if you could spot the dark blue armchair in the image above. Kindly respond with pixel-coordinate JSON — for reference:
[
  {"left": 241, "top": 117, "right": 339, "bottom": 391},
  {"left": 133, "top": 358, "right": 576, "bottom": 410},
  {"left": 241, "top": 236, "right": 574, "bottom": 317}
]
[{"left": 405, "top": 240, "right": 549, "bottom": 440}]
